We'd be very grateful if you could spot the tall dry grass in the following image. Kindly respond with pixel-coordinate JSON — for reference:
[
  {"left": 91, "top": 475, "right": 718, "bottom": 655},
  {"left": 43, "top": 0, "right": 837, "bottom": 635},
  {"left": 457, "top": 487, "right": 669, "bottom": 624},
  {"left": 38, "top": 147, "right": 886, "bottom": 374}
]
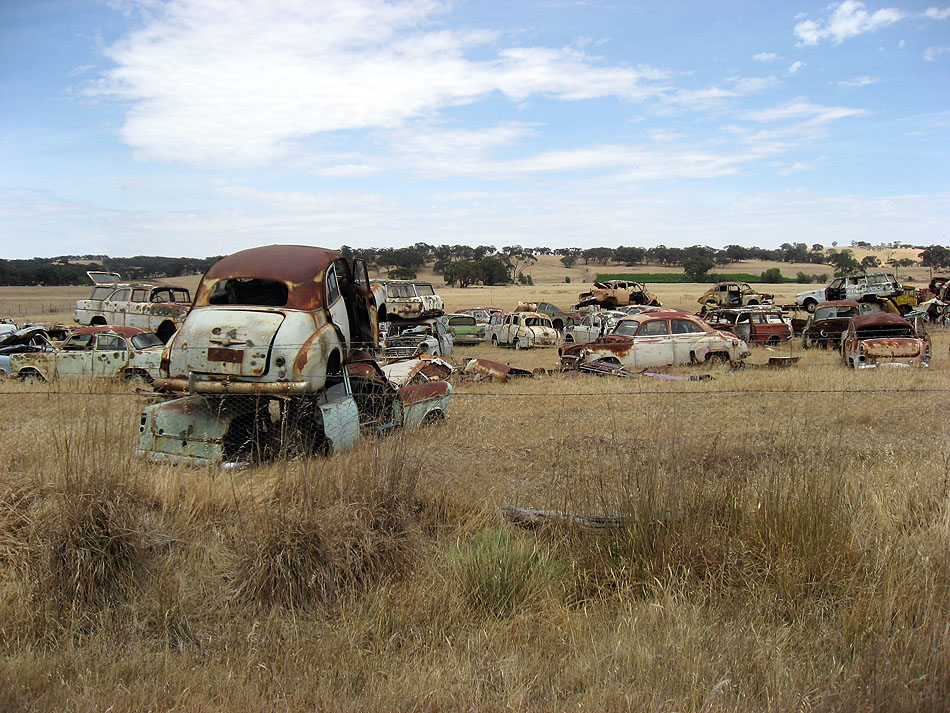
[{"left": 0, "top": 334, "right": 948, "bottom": 711}]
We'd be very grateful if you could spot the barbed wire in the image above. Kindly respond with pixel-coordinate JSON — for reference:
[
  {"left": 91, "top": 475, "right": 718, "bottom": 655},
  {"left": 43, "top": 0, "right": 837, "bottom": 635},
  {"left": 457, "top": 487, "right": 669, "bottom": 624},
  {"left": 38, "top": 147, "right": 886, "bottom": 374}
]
[{"left": 2, "top": 385, "right": 949, "bottom": 398}]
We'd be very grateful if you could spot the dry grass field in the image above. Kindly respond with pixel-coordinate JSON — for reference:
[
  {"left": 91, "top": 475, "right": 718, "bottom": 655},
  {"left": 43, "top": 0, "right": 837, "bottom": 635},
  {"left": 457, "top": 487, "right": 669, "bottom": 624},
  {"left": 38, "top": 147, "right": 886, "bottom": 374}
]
[{"left": 1, "top": 275, "right": 948, "bottom": 711}]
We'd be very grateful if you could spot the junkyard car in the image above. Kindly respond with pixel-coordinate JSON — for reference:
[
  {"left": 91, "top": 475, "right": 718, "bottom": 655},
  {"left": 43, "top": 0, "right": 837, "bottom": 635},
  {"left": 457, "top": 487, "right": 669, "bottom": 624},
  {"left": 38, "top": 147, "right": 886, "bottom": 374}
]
[
  {"left": 699, "top": 282, "right": 773, "bottom": 308},
  {"left": 75, "top": 272, "right": 192, "bottom": 342},
  {"left": 701, "top": 307, "right": 791, "bottom": 346},
  {"left": 441, "top": 313, "right": 485, "bottom": 345},
  {"left": 384, "top": 319, "right": 454, "bottom": 359},
  {"left": 136, "top": 354, "right": 452, "bottom": 467},
  {"left": 796, "top": 272, "right": 902, "bottom": 313},
  {"left": 801, "top": 300, "right": 868, "bottom": 349},
  {"left": 532, "top": 302, "right": 579, "bottom": 330},
  {"left": 374, "top": 280, "right": 444, "bottom": 322},
  {"left": 575, "top": 280, "right": 660, "bottom": 309},
  {"left": 0, "top": 325, "right": 58, "bottom": 376},
  {"left": 10, "top": 325, "right": 163, "bottom": 382},
  {"left": 840, "top": 313, "right": 930, "bottom": 369},
  {"left": 155, "top": 245, "right": 378, "bottom": 395},
  {"left": 488, "top": 311, "right": 558, "bottom": 349},
  {"left": 559, "top": 310, "right": 750, "bottom": 371},
  {"left": 457, "top": 307, "right": 501, "bottom": 324},
  {"left": 563, "top": 310, "right": 627, "bottom": 343}
]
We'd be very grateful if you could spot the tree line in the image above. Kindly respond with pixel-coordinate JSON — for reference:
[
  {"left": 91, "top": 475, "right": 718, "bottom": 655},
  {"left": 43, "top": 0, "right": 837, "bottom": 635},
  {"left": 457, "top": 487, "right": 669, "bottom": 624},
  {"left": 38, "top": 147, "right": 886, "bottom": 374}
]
[{"left": 2, "top": 242, "right": 947, "bottom": 288}]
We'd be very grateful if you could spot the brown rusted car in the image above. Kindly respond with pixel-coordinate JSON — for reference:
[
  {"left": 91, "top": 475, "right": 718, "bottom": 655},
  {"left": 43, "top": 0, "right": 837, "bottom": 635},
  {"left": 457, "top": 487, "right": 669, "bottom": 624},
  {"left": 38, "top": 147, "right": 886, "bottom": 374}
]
[
  {"left": 701, "top": 307, "right": 791, "bottom": 346},
  {"left": 801, "top": 300, "right": 874, "bottom": 349},
  {"left": 156, "top": 245, "right": 377, "bottom": 394},
  {"left": 698, "top": 282, "right": 773, "bottom": 308},
  {"left": 575, "top": 280, "right": 660, "bottom": 309},
  {"left": 840, "top": 313, "right": 930, "bottom": 369}
]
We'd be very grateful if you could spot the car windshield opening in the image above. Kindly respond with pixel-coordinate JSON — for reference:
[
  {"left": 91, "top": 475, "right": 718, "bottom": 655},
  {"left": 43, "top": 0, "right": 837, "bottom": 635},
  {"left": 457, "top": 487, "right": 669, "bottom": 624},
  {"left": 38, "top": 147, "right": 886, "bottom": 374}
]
[
  {"left": 131, "top": 333, "right": 164, "bottom": 349},
  {"left": 208, "top": 278, "right": 289, "bottom": 306},
  {"left": 415, "top": 284, "right": 435, "bottom": 295},
  {"left": 388, "top": 284, "right": 415, "bottom": 298}
]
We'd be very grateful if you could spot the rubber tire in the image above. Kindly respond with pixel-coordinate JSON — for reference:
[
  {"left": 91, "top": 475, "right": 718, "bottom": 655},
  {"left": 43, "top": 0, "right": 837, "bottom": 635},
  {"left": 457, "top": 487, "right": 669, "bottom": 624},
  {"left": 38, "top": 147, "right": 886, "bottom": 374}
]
[
  {"left": 564, "top": 334, "right": 574, "bottom": 343},
  {"left": 804, "top": 300, "right": 818, "bottom": 313}
]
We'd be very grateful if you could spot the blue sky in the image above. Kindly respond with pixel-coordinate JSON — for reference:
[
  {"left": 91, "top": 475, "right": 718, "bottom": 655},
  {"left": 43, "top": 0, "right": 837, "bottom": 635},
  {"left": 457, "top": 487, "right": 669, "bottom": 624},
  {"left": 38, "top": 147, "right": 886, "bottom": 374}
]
[{"left": 1, "top": 0, "right": 948, "bottom": 258}]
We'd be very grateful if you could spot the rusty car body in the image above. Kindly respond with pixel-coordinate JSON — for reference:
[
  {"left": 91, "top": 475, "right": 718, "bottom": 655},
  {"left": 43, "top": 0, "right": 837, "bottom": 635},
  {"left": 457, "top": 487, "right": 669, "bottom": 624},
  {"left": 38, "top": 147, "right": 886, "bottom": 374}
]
[
  {"left": 373, "top": 280, "right": 444, "bottom": 322},
  {"left": 487, "top": 311, "right": 558, "bottom": 349},
  {"left": 154, "top": 245, "right": 377, "bottom": 395},
  {"left": 10, "top": 325, "right": 163, "bottom": 382},
  {"left": 440, "top": 313, "right": 486, "bottom": 345},
  {"left": 562, "top": 310, "right": 628, "bottom": 343},
  {"left": 575, "top": 280, "right": 660, "bottom": 310},
  {"left": 699, "top": 282, "right": 773, "bottom": 308},
  {"left": 801, "top": 300, "right": 866, "bottom": 349},
  {"left": 384, "top": 319, "right": 454, "bottom": 359},
  {"left": 840, "top": 313, "right": 930, "bottom": 369},
  {"left": 701, "top": 307, "right": 792, "bottom": 346},
  {"left": 574, "top": 280, "right": 660, "bottom": 309},
  {"left": 531, "top": 302, "right": 579, "bottom": 330},
  {"left": 796, "top": 272, "right": 903, "bottom": 313},
  {"left": 559, "top": 310, "right": 750, "bottom": 372},
  {"left": 136, "top": 355, "right": 452, "bottom": 467},
  {"left": 75, "top": 271, "right": 192, "bottom": 343}
]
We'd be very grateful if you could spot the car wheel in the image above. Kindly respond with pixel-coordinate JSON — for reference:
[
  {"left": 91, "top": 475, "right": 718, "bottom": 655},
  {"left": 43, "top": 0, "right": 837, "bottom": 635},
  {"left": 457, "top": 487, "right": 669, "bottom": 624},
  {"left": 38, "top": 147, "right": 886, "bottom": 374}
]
[
  {"left": 513, "top": 339, "right": 522, "bottom": 350},
  {"left": 491, "top": 335, "right": 498, "bottom": 346},
  {"left": 804, "top": 299, "right": 817, "bottom": 313},
  {"left": 17, "top": 369, "right": 45, "bottom": 385},
  {"left": 123, "top": 369, "right": 152, "bottom": 387},
  {"left": 705, "top": 352, "right": 729, "bottom": 364},
  {"left": 564, "top": 334, "right": 574, "bottom": 343},
  {"left": 748, "top": 300, "right": 759, "bottom": 306},
  {"left": 766, "top": 336, "right": 781, "bottom": 347}
]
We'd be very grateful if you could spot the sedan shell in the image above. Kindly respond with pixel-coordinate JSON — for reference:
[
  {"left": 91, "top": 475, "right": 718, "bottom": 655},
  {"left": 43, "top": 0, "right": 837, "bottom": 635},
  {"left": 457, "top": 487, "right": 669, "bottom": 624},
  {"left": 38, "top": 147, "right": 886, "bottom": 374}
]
[
  {"left": 10, "top": 325, "right": 164, "bottom": 382},
  {"left": 559, "top": 311, "right": 750, "bottom": 371}
]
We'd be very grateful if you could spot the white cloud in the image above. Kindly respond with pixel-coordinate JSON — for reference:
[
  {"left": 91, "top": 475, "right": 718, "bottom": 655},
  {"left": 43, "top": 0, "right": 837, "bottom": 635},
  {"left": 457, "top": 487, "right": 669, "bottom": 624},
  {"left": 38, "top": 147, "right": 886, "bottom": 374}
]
[
  {"left": 730, "top": 75, "right": 780, "bottom": 93},
  {"left": 836, "top": 75, "right": 880, "bottom": 87},
  {"left": 746, "top": 98, "right": 869, "bottom": 124},
  {"left": 794, "top": 1, "right": 906, "bottom": 46},
  {"left": 923, "top": 46, "right": 950, "bottom": 60},
  {"left": 924, "top": 7, "right": 950, "bottom": 20},
  {"left": 87, "top": 0, "right": 674, "bottom": 167},
  {"left": 788, "top": 61, "right": 804, "bottom": 75},
  {"left": 753, "top": 52, "right": 778, "bottom": 62}
]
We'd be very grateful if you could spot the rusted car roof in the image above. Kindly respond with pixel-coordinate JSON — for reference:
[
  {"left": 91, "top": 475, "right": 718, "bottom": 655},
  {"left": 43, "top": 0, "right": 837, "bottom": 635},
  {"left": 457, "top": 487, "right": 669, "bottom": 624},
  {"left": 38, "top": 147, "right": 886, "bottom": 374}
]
[
  {"left": 202, "top": 245, "right": 339, "bottom": 285},
  {"left": 851, "top": 313, "right": 912, "bottom": 329},
  {"left": 72, "top": 325, "right": 151, "bottom": 337},
  {"left": 816, "top": 300, "right": 860, "bottom": 309}
]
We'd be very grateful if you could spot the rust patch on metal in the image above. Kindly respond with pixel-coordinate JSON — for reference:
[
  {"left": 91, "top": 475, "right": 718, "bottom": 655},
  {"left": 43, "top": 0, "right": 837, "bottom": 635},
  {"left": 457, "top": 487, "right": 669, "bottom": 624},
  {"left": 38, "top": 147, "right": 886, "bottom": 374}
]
[{"left": 463, "top": 358, "right": 535, "bottom": 383}]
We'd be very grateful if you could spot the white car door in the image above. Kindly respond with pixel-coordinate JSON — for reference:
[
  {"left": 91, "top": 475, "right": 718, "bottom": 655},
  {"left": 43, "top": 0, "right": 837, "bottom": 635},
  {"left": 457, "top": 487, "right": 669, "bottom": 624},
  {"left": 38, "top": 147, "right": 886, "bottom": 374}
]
[
  {"left": 325, "top": 264, "right": 351, "bottom": 348},
  {"left": 632, "top": 319, "right": 674, "bottom": 369},
  {"left": 670, "top": 318, "right": 707, "bottom": 364}
]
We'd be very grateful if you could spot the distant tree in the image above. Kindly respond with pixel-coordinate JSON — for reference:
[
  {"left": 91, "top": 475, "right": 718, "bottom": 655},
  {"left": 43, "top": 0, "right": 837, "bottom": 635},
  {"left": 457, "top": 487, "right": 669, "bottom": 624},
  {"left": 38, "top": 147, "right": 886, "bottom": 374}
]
[
  {"left": 682, "top": 254, "right": 715, "bottom": 281},
  {"left": 860, "top": 255, "right": 881, "bottom": 270},
  {"left": 560, "top": 254, "right": 578, "bottom": 269},
  {"left": 442, "top": 260, "right": 482, "bottom": 288},
  {"left": 919, "top": 245, "right": 950, "bottom": 269},
  {"left": 477, "top": 256, "right": 513, "bottom": 285},
  {"left": 827, "top": 249, "right": 862, "bottom": 276},
  {"left": 388, "top": 267, "right": 416, "bottom": 280},
  {"left": 760, "top": 267, "right": 784, "bottom": 283}
]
